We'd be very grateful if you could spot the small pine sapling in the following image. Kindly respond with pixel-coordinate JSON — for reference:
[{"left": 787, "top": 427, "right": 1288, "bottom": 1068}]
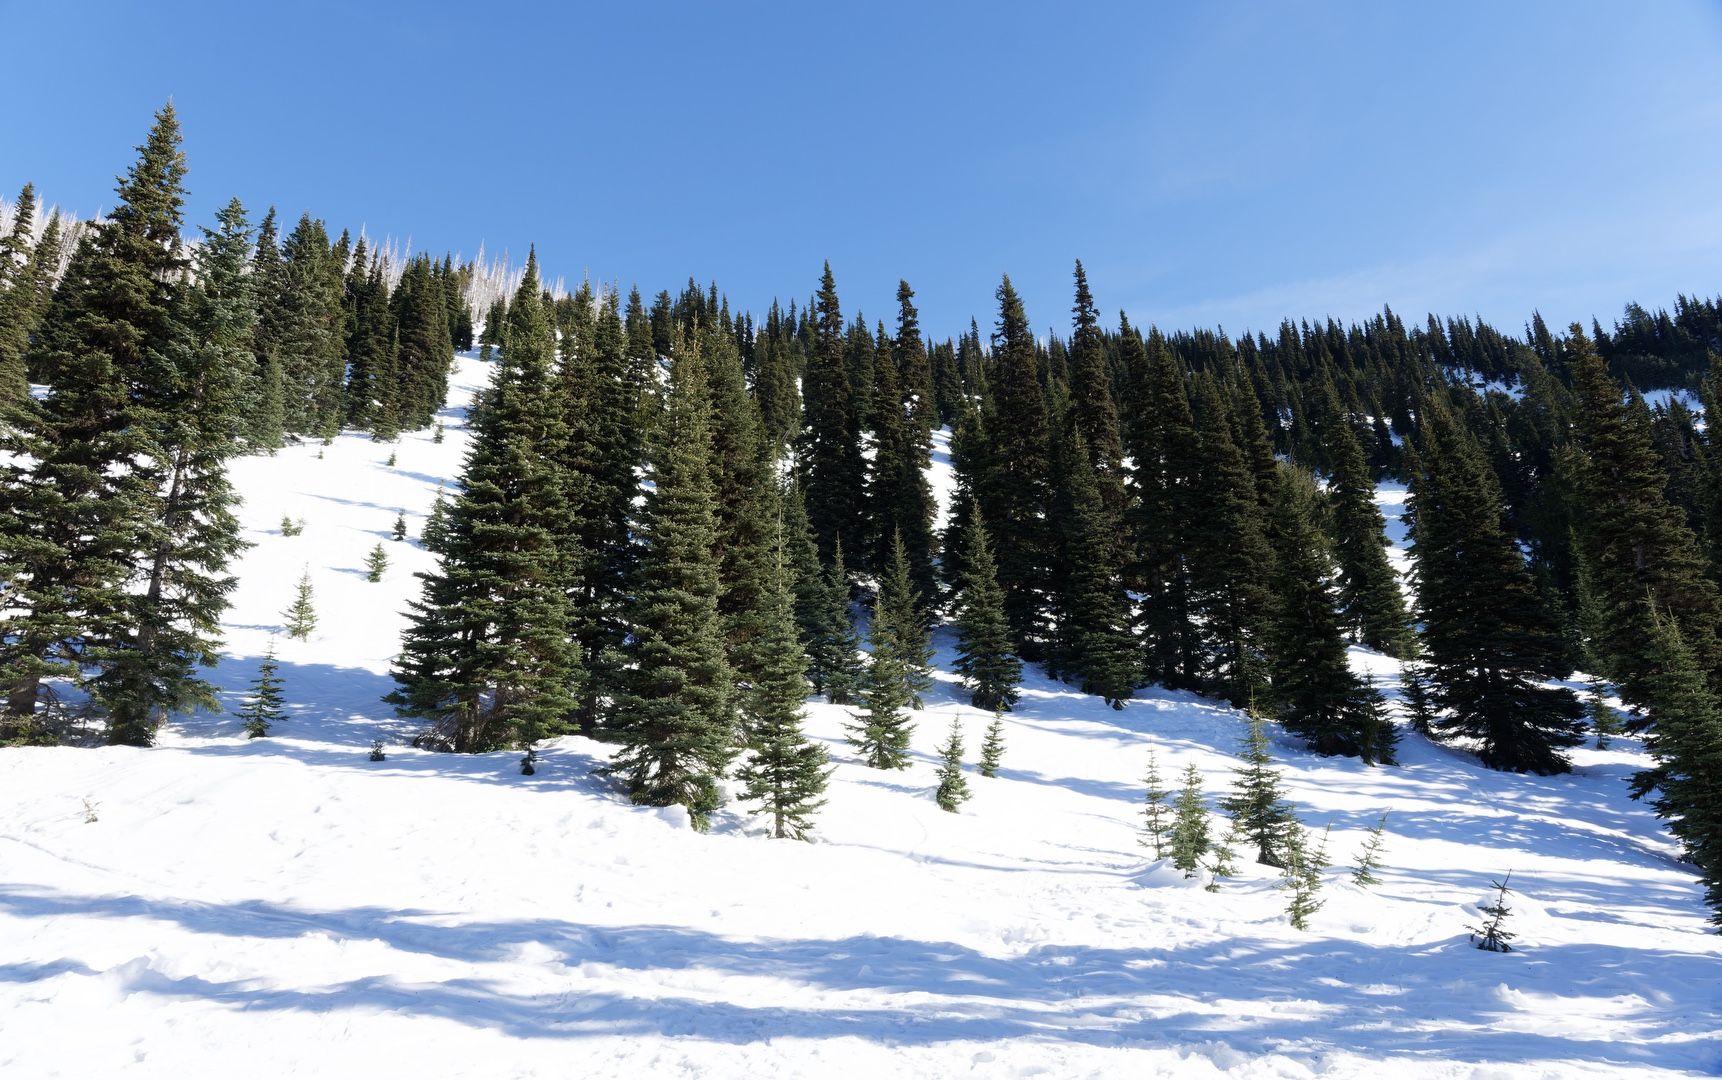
[
  {"left": 81, "top": 798, "right": 99, "bottom": 824},
  {"left": 316, "top": 449, "right": 324, "bottom": 460},
  {"left": 1139, "top": 749, "right": 1172, "bottom": 858},
  {"left": 934, "top": 717, "right": 971, "bottom": 812},
  {"left": 1204, "top": 820, "right": 1241, "bottom": 892},
  {"left": 392, "top": 511, "right": 408, "bottom": 541},
  {"left": 1585, "top": 676, "right": 1624, "bottom": 750},
  {"left": 280, "top": 515, "right": 304, "bottom": 537},
  {"left": 422, "top": 488, "right": 450, "bottom": 551},
  {"left": 368, "top": 739, "right": 386, "bottom": 762},
  {"left": 1469, "top": 872, "right": 1518, "bottom": 952},
  {"left": 365, "top": 543, "right": 389, "bottom": 582},
  {"left": 237, "top": 644, "right": 288, "bottom": 738},
  {"left": 520, "top": 747, "right": 538, "bottom": 775},
  {"left": 1352, "top": 812, "right": 1390, "bottom": 887},
  {"left": 433, "top": 422, "right": 445, "bottom": 444},
  {"left": 283, "top": 570, "right": 317, "bottom": 639},
  {"left": 385, "top": 450, "right": 397, "bottom": 467},
  {"left": 1279, "top": 820, "right": 1326, "bottom": 930},
  {"left": 1170, "top": 762, "right": 1211, "bottom": 877},
  {"left": 978, "top": 712, "right": 1006, "bottom": 777}
]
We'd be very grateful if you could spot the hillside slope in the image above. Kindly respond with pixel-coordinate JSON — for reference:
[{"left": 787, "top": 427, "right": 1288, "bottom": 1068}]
[{"left": 1, "top": 352, "right": 1717, "bottom": 1079}]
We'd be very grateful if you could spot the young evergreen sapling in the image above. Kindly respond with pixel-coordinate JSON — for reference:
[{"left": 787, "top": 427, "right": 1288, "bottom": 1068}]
[
  {"left": 1352, "top": 812, "right": 1390, "bottom": 887},
  {"left": 365, "top": 543, "right": 388, "bottom": 582},
  {"left": 1139, "top": 749, "right": 1173, "bottom": 858},
  {"left": 283, "top": 570, "right": 317, "bottom": 639},
  {"left": 934, "top": 716, "right": 971, "bottom": 812},
  {"left": 1279, "top": 820, "right": 1326, "bottom": 930},
  {"left": 978, "top": 712, "right": 1006, "bottom": 777},
  {"left": 1468, "top": 872, "right": 1518, "bottom": 952},
  {"left": 392, "top": 511, "right": 407, "bottom": 541},
  {"left": 236, "top": 644, "right": 287, "bottom": 738},
  {"left": 1170, "top": 762, "right": 1211, "bottom": 876},
  {"left": 368, "top": 739, "right": 386, "bottom": 762}
]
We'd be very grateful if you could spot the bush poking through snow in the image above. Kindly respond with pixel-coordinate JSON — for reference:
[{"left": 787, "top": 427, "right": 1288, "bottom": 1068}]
[
  {"left": 1353, "top": 812, "right": 1389, "bottom": 887},
  {"left": 934, "top": 718, "right": 971, "bottom": 813},
  {"left": 368, "top": 739, "right": 386, "bottom": 762},
  {"left": 280, "top": 515, "right": 304, "bottom": 537},
  {"left": 1470, "top": 872, "right": 1518, "bottom": 952}
]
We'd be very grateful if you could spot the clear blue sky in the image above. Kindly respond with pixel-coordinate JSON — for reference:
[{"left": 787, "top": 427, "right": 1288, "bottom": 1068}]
[{"left": 6, "top": 0, "right": 1721, "bottom": 341}]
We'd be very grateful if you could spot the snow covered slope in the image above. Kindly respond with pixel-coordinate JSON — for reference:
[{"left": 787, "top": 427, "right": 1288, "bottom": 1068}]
[{"left": 0, "top": 352, "right": 1717, "bottom": 1079}]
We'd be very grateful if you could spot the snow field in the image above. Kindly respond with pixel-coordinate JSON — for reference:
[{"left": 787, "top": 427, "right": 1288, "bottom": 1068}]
[{"left": 0, "top": 352, "right": 1717, "bottom": 1079}]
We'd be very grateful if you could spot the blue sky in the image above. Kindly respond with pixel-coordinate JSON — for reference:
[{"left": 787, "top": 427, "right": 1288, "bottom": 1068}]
[{"left": 5, "top": 1, "right": 1721, "bottom": 341}]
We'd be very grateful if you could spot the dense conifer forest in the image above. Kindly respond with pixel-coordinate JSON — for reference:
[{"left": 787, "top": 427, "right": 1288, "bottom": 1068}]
[{"left": 2, "top": 105, "right": 1719, "bottom": 930}]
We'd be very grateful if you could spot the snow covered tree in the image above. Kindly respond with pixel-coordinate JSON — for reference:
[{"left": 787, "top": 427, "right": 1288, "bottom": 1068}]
[
  {"left": 934, "top": 717, "right": 971, "bottom": 812},
  {"left": 601, "top": 331, "right": 737, "bottom": 829},
  {"left": 1170, "top": 762, "right": 1211, "bottom": 877},
  {"left": 953, "top": 504, "right": 1021, "bottom": 712},
  {"left": 734, "top": 538, "right": 831, "bottom": 840},
  {"left": 236, "top": 645, "right": 287, "bottom": 738}
]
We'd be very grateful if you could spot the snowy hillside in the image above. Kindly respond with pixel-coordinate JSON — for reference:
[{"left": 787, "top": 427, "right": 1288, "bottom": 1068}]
[{"left": 1, "top": 352, "right": 1717, "bottom": 1079}]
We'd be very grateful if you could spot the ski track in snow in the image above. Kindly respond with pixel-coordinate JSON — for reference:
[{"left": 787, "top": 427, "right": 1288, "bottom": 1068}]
[{"left": 1, "top": 352, "right": 1718, "bottom": 1079}]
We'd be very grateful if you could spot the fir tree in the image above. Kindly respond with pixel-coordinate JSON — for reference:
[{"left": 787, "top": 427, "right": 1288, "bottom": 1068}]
[
  {"left": 236, "top": 645, "right": 287, "bottom": 738},
  {"left": 388, "top": 250, "right": 581, "bottom": 753},
  {"left": 1055, "top": 434, "right": 1138, "bottom": 708},
  {"left": 1067, "top": 261, "right": 1127, "bottom": 532},
  {"left": 979, "top": 713, "right": 1006, "bottom": 777},
  {"left": 1352, "top": 812, "right": 1389, "bottom": 887},
  {"left": 1132, "top": 332, "right": 1202, "bottom": 689},
  {"left": 1321, "top": 382, "right": 1414, "bottom": 656},
  {"left": 847, "top": 576, "right": 917, "bottom": 771},
  {"left": 283, "top": 570, "right": 316, "bottom": 640},
  {"left": 1204, "top": 820, "right": 1241, "bottom": 892},
  {"left": 1400, "top": 649, "right": 1438, "bottom": 737},
  {"left": 1170, "top": 762, "right": 1211, "bottom": 877},
  {"left": 421, "top": 487, "right": 449, "bottom": 552},
  {"left": 800, "top": 262, "right": 865, "bottom": 562},
  {"left": 1223, "top": 709, "right": 1297, "bottom": 867},
  {"left": 1280, "top": 821, "right": 1326, "bottom": 931},
  {"left": 872, "top": 531, "right": 934, "bottom": 709},
  {"left": 1410, "top": 403, "right": 1584, "bottom": 773},
  {"left": 392, "top": 511, "right": 407, "bottom": 541},
  {"left": 952, "top": 504, "right": 1022, "bottom": 712},
  {"left": 1585, "top": 676, "right": 1624, "bottom": 750},
  {"left": 934, "top": 717, "right": 971, "bottom": 812},
  {"left": 601, "top": 332, "right": 736, "bottom": 829},
  {"left": 1468, "top": 872, "right": 1518, "bottom": 952},
  {"left": 805, "top": 538, "right": 864, "bottom": 705},
  {"left": 734, "top": 537, "right": 831, "bottom": 840},
  {"left": 365, "top": 543, "right": 388, "bottom": 582},
  {"left": 1139, "top": 749, "right": 1173, "bottom": 858},
  {"left": 0, "top": 183, "right": 45, "bottom": 410}
]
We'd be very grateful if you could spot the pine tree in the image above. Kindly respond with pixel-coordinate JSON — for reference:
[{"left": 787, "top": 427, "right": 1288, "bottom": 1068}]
[
  {"left": 1263, "top": 467, "right": 1376, "bottom": 759},
  {"left": 1055, "top": 434, "right": 1138, "bottom": 708},
  {"left": 1139, "top": 749, "right": 1173, "bottom": 858},
  {"left": 275, "top": 213, "right": 345, "bottom": 435},
  {"left": 1067, "top": 261, "right": 1127, "bottom": 533},
  {"left": 934, "top": 717, "right": 971, "bottom": 812},
  {"left": 804, "top": 538, "right": 864, "bottom": 705},
  {"left": 1280, "top": 821, "right": 1326, "bottom": 931},
  {"left": 1400, "top": 649, "right": 1438, "bottom": 737},
  {"left": 0, "top": 104, "right": 195, "bottom": 740},
  {"left": 1321, "top": 381, "right": 1414, "bottom": 656},
  {"left": 1223, "top": 709, "right": 1298, "bottom": 867},
  {"left": 283, "top": 570, "right": 316, "bottom": 640},
  {"left": 392, "top": 511, "right": 407, "bottom": 541},
  {"left": 734, "top": 536, "right": 831, "bottom": 840},
  {"left": 952, "top": 504, "right": 1022, "bottom": 712},
  {"left": 601, "top": 332, "right": 736, "bottom": 829},
  {"left": 0, "top": 183, "right": 45, "bottom": 410},
  {"left": 387, "top": 250, "right": 581, "bottom": 753},
  {"left": 1204, "top": 820, "right": 1241, "bottom": 892},
  {"left": 1468, "top": 872, "right": 1518, "bottom": 952},
  {"left": 1352, "top": 812, "right": 1389, "bottom": 887},
  {"left": 1132, "top": 333, "right": 1202, "bottom": 689},
  {"left": 365, "top": 543, "right": 388, "bottom": 582},
  {"left": 847, "top": 577, "right": 917, "bottom": 771},
  {"left": 1410, "top": 403, "right": 1584, "bottom": 773},
  {"left": 800, "top": 262, "right": 865, "bottom": 562},
  {"left": 979, "top": 713, "right": 1006, "bottom": 777},
  {"left": 1585, "top": 676, "right": 1625, "bottom": 750},
  {"left": 872, "top": 531, "right": 934, "bottom": 709},
  {"left": 421, "top": 487, "right": 449, "bottom": 552},
  {"left": 1629, "top": 609, "right": 1722, "bottom": 927},
  {"left": 1170, "top": 762, "right": 1211, "bottom": 877},
  {"left": 236, "top": 645, "right": 287, "bottom": 739}
]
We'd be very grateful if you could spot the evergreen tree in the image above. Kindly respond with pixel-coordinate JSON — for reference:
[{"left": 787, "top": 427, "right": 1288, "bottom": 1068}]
[
  {"left": 1170, "top": 762, "right": 1211, "bottom": 877},
  {"left": 236, "top": 645, "right": 287, "bottom": 739},
  {"left": 952, "top": 503, "right": 1022, "bottom": 712},
  {"left": 872, "top": 531, "right": 934, "bottom": 709},
  {"left": 283, "top": 570, "right": 316, "bottom": 640},
  {"left": 979, "top": 713, "right": 1006, "bottom": 777},
  {"left": 1132, "top": 334, "right": 1202, "bottom": 688},
  {"left": 1468, "top": 872, "right": 1518, "bottom": 952},
  {"left": 1139, "top": 749, "right": 1172, "bottom": 858},
  {"left": 894, "top": 280, "right": 938, "bottom": 447},
  {"left": 1223, "top": 710, "right": 1297, "bottom": 867},
  {"left": 1280, "top": 821, "right": 1326, "bottom": 931},
  {"left": 1568, "top": 325, "right": 1722, "bottom": 708},
  {"left": 800, "top": 262, "right": 865, "bottom": 562},
  {"left": 601, "top": 332, "right": 737, "bottom": 829},
  {"left": 734, "top": 537, "right": 831, "bottom": 840},
  {"left": 869, "top": 296, "right": 938, "bottom": 601},
  {"left": 1585, "top": 675, "right": 1625, "bottom": 750},
  {"left": 934, "top": 717, "right": 971, "bottom": 812},
  {"left": 0, "top": 183, "right": 44, "bottom": 409},
  {"left": 392, "top": 511, "right": 407, "bottom": 541},
  {"left": 1629, "top": 609, "right": 1722, "bottom": 927},
  {"left": 275, "top": 213, "right": 345, "bottom": 435},
  {"left": 1067, "top": 261, "right": 1127, "bottom": 531},
  {"left": 805, "top": 537, "right": 864, "bottom": 704},
  {"left": 847, "top": 591, "right": 917, "bottom": 770},
  {"left": 0, "top": 105, "right": 193, "bottom": 740},
  {"left": 1263, "top": 467, "right": 1376, "bottom": 759},
  {"left": 1400, "top": 649, "right": 1438, "bottom": 737},
  {"left": 1321, "top": 382, "right": 1414, "bottom": 656},
  {"left": 1352, "top": 812, "right": 1389, "bottom": 887},
  {"left": 365, "top": 542, "right": 388, "bottom": 582},
  {"left": 388, "top": 250, "right": 581, "bottom": 753},
  {"left": 1055, "top": 434, "right": 1138, "bottom": 708},
  {"left": 1410, "top": 404, "right": 1584, "bottom": 773}
]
